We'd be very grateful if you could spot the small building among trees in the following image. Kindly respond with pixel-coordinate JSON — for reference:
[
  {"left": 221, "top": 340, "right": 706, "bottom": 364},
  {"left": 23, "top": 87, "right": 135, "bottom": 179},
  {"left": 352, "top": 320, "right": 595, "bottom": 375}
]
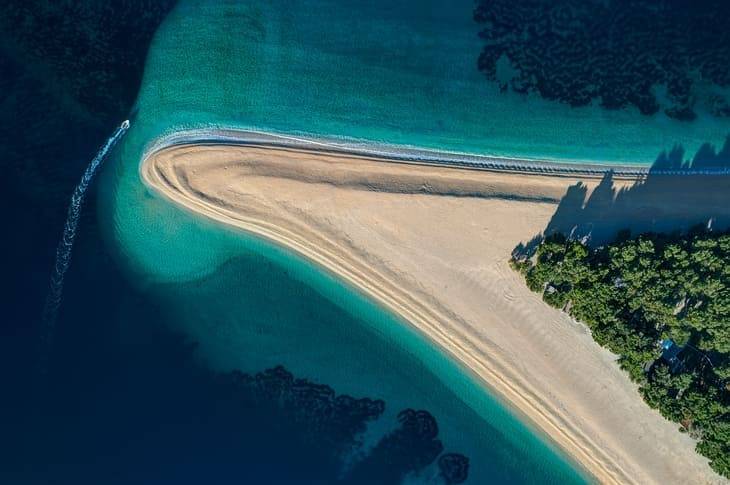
[{"left": 659, "top": 339, "right": 685, "bottom": 374}]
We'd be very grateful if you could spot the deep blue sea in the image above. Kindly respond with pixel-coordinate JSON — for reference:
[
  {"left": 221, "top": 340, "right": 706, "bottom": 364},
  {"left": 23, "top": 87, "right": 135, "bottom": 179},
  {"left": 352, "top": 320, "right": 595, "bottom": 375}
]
[{"left": 2, "top": 1, "right": 729, "bottom": 484}]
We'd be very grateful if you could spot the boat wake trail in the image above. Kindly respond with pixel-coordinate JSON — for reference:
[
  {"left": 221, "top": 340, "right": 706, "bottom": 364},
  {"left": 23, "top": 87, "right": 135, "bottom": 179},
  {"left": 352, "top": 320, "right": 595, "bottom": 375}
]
[{"left": 39, "top": 120, "right": 130, "bottom": 374}]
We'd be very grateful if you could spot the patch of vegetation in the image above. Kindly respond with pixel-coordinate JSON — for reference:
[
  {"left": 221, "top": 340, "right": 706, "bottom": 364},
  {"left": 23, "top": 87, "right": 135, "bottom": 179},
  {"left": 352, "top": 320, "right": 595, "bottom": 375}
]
[{"left": 513, "top": 229, "right": 730, "bottom": 477}]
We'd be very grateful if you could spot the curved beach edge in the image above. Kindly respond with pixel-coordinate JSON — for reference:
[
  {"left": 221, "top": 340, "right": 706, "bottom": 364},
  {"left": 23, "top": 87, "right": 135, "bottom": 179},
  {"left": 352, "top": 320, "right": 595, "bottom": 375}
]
[
  {"left": 138, "top": 130, "right": 725, "bottom": 485},
  {"left": 142, "top": 128, "right": 729, "bottom": 179}
]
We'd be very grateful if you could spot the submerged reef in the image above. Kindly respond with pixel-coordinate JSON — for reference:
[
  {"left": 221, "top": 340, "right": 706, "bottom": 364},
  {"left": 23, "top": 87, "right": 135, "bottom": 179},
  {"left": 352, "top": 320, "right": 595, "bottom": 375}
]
[
  {"left": 223, "top": 366, "right": 470, "bottom": 484},
  {"left": 223, "top": 365, "right": 385, "bottom": 455},
  {"left": 0, "top": 0, "right": 175, "bottom": 120},
  {"left": 474, "top": 0, "right": 730, "bottom": 120},
  {"left": 0, "top": 0, "right": 175, "bottom": 209},
  {"left": 439, "top": 453, "right": 470, "bottom": 484}
]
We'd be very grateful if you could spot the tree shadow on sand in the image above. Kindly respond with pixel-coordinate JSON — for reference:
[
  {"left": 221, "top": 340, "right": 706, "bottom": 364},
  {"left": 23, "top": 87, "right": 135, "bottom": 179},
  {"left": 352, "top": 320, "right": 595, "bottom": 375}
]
[{"left": 514, "top": 136, "right": 730, "bottom": 257}]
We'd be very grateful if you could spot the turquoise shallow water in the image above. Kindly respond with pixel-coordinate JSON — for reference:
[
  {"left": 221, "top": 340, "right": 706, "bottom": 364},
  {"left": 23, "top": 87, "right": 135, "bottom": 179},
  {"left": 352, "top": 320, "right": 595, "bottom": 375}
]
[
  {"left": 99, "top": 0, "right": 728, "bottom": 482},
  {"left": 127, "top": 0, "right": 727, "bottom": 164}
]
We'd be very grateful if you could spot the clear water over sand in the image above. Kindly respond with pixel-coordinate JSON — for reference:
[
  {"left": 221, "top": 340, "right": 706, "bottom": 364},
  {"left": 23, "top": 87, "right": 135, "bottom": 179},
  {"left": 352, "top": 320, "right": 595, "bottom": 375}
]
[
  {"left": 100, "top": 0, "right": 729, "bottom": 482},
  {"left": 131, "top": 0, "right": 727, "bottom": 164}
]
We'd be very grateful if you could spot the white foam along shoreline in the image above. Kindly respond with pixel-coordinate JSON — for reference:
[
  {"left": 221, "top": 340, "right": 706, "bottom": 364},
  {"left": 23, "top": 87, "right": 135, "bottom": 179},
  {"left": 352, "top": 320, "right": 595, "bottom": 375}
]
[{"left": 141, "top": 128, "right": 730, "bottom": 179}]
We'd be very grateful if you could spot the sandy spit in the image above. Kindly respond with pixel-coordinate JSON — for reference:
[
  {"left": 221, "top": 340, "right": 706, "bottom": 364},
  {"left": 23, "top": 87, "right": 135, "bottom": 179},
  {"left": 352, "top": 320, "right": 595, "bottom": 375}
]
[{"left": 140, "top": 136, "right": 724, "bottom": 485}]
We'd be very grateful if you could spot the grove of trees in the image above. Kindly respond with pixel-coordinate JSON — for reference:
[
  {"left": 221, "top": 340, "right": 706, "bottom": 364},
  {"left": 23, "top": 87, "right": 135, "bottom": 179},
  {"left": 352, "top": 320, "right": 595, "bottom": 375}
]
[{"left": 512, "top": 228, "right": 730, "bottom": 477}]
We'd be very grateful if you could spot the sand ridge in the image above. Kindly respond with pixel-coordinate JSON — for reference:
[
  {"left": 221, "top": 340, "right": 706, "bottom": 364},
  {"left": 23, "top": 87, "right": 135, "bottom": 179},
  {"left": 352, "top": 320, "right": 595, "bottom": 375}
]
[{"left": 140, "top": 137, "right": 725, "bottom": 485}]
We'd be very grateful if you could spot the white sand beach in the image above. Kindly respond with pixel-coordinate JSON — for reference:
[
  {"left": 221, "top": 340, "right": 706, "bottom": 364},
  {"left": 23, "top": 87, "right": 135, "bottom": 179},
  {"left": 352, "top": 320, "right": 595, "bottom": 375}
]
[{"left": 140, "top": 138, "right": 728, "bottom": 485}]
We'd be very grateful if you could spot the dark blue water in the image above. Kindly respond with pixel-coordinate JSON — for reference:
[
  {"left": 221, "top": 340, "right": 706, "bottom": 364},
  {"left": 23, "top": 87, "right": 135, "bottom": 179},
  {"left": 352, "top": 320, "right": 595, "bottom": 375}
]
[
  {"left": 0, "top": 3, "right": 484, "bottom": 483},
  {"left": 3, "top": 1, "right": 728, "bottom": 483}
]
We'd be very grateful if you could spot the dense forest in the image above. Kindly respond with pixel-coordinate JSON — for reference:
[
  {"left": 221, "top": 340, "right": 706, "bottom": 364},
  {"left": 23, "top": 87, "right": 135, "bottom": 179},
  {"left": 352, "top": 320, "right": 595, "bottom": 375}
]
[{"left": 512, "top": 229, "right": 730, "bottom": 477}]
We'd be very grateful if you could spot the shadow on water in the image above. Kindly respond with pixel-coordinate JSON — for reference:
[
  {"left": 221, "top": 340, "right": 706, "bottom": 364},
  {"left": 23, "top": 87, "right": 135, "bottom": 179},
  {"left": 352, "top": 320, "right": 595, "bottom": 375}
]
[{"left": 514, "top": 136, "right": 730, "bottom": 256}]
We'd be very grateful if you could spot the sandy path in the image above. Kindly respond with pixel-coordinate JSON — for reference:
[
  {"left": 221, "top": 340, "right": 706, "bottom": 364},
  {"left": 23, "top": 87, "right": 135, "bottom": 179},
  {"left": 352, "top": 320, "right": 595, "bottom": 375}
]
[{"left": 141, "top": 141, "right": 723, "bottom": 485}]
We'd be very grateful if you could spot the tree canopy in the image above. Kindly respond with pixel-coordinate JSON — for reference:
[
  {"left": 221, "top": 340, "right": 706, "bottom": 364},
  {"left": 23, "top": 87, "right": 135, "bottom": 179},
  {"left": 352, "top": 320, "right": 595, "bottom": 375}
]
[{"left": 513, "top": 229, "right": 730, "bottom": 477}]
